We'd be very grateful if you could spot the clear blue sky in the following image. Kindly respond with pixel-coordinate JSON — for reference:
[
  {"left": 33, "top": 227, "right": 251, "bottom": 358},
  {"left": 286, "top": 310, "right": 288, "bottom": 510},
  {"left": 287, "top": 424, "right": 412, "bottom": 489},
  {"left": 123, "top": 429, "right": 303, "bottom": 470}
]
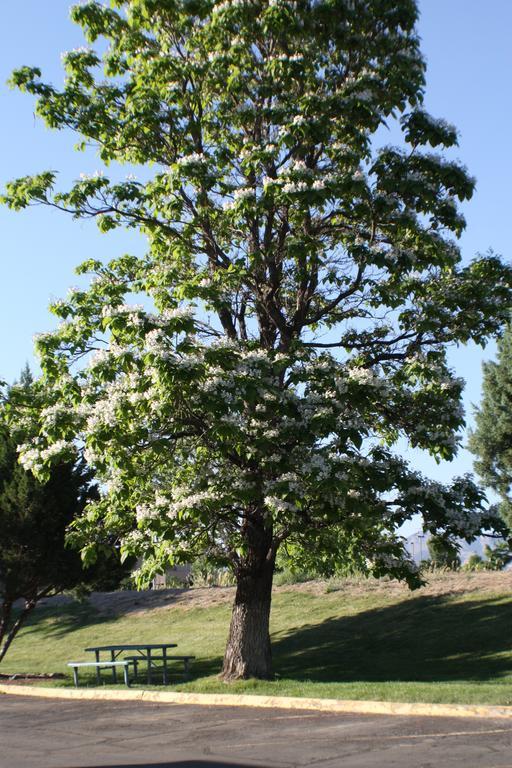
[{"left": 1, "top": 1, "right": 511, "bottom": 496}]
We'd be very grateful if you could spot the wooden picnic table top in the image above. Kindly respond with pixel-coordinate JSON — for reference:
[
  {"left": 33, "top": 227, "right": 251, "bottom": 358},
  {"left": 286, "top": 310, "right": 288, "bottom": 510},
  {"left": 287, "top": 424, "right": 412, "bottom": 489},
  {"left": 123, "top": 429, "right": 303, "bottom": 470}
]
[{"left": 85, "top": 643, "right": 177, "bottom": 653}]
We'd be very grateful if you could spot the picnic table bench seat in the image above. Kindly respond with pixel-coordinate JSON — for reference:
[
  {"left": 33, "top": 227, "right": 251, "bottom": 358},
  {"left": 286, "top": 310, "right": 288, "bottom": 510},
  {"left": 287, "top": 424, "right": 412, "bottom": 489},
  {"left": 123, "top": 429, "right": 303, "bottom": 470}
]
[
  {"left": 123, "top": 654, "right": 195, "bottom": 679},
  {"left": 67, "top": 660, "right": 131, "bottom": 688}
]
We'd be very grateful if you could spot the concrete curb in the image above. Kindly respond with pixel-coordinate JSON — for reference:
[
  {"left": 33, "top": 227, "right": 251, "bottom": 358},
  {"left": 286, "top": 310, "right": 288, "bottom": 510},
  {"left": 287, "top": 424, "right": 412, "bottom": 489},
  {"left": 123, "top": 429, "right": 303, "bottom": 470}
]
[{"left": 1, "top": 683, "right": 512, "bottom": 720}]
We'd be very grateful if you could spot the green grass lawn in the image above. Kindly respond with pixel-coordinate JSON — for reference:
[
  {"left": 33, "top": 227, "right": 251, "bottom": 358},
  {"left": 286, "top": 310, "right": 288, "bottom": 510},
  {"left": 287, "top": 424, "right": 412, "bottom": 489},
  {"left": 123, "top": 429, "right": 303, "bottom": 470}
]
[{"left": 2, "top": 574, "right": 512, "bottom": 705}]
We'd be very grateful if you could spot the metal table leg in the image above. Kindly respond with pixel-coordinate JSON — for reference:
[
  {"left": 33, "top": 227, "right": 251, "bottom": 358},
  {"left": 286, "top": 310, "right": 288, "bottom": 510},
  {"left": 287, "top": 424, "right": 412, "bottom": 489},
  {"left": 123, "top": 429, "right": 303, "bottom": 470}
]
[
  {"left": 162, "top": 647, "right": 168, "bottom": 685},
  {"left": 111, "top": 650, "right": 118, "bottom": 683}
]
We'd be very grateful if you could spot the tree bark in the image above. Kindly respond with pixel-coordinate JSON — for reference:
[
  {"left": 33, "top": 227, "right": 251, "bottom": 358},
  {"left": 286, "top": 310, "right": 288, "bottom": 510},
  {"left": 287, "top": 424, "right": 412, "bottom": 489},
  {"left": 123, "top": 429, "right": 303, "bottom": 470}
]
[
  {"left": 0, "top": 599, "right": 14, "bottom": 655},
  {"left": 221, "top": 554, "right": 275, "bottom": 680},
  {"left": 0, "top": 598, "right": 36, "bottom": 664}
]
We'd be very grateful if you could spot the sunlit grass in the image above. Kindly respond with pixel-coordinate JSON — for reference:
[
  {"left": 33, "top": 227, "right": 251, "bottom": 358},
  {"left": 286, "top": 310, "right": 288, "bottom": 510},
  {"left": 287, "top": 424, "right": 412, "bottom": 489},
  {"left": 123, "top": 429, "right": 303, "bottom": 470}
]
[{"left": 2, "top": 577, "right": 512, "bottom": 705}]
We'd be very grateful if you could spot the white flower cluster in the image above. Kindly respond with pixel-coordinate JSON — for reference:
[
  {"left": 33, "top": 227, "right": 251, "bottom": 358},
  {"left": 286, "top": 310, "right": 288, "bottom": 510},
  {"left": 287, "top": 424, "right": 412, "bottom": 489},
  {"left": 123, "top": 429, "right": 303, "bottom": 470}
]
[
  {"left": 234, "top": 186, "right": 255, "bottom": 201},
  {"left": 60, "top": 46, "right": 92, "bottom": 61},
  {"left": 82, "top": 368, "right": 160, "bottom": 436},
  {"left": 83, "top": 444, "right": 100, "bottom": 467},
  {"left": 213, "top": 0, "right": 247, "bottom": 12},
  {"left": 302, "top": 453, "right": 331, "bottom": 479},
  {"left": 168, "top": 491, "right": 214, "bottom": 518},
  {"left": 353, "top": 90, "right": 373, "bottom": 103},
  {"left": 443, "top": 506, "right": 496, "bottom": 539},
  {"left": 33, "top": 331, "right": 54, "bottom": 345},
  {"left": 417, "top": 110, "right": 457, "bottom": 138},
  {"left": 105, "top": 468, "right": 124, "bottom": 494},
  {"left": 282, "top": 180, "right": 309, "bottom": 194},
  {"left": 176, "top": 152, "right": 208, "bottom": 167},
  {"left": 412, "top": 425, "right": 459, "bottom": 453},
  {"left": 276, "top": 472, "right": 302, "bottom": 494},
  {"left": 268, "top": 53, "right": 304, "bottom": 63},
  {"left": 79, "top": 170, "right": 104, "bottom": 180},
  {"left": 148, "top": 307, "right": 194, "bottom": 327},
  {"left": 438, "top": 375, "right": 464, "bottom": 393},
  {"left": 40, "top": 402, "right": 68, "bottom": 428},
  {"left": 123, "top": 529, "right": 146, "bottom": 548},
  {"left": 145, "top": 329, "right": 170, "bottom": 358},
  {"left": 283, "top": 159, "right": 312, "bottom": 176},
  {"left": 199, "top": 361, "right": 231, "bottom": 388},
  {"left": 19, "top": 439, "right": 73, "bottom": 474},
  {"left": 102, "top": 303, "right": 144, "bottom": 318},
  {"left": 405, "top": 479, "right": 491, "bottom": 538},
  {"left": 262, "top": 163, "right": 361, "bottom": 197},
  {"left": 347, "top": 367, "right": 387, "bottom": 390},
  {"left": 406, "top": 481, "right": 445, "bottom": 506},
  {"left": 135, "top": 493, "right": 170, "bottom": 522},
  {"left": 373, "top": 552, "right": 418, "bottom": 573},
  {"left": 88, "top": 348, "right": 111, "bottom": 368},
  {"left": 223, "top": 186, "right": 256, "bottom": 210},
  {"left": 264, "top": 496, "right": 297, "bottom": 514},
  {"left": 220, "top": 413, "right": 243, "bottom": 427}
]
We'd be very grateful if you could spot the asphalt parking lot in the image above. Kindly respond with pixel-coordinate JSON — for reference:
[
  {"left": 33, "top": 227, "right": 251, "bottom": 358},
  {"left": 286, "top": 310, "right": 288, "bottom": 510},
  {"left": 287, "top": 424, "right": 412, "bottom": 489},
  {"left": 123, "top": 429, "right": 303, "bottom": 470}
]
[{"left": 1, "top": 694, "right": 512, "bottom": 768}]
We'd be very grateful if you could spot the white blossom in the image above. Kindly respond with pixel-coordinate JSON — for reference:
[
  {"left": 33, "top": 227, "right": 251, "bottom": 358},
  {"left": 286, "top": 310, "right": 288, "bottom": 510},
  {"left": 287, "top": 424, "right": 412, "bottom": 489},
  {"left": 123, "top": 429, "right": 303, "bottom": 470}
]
[
  {"left": 176, "top": 152, "right": 208, "bottom": 167},
  {"left": 282, "top": 180, "right": 309, "bottom": 194},
  {"left": 60, "top": 46, "right": 92, "bottom": 61}
]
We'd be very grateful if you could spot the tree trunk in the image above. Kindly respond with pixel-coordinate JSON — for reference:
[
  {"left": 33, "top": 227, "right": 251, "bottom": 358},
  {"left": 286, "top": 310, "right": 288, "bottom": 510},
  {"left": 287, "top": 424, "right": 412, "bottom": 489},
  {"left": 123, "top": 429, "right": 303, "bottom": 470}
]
[
  {"left": 0, "top": 599, "right": 13, "bottom": 656},
  {"left": 221, "top": 554, "right": 275, "bottom": 680},
  {"left": 0, "top": 598, "right": 36, "bottom": 664}
]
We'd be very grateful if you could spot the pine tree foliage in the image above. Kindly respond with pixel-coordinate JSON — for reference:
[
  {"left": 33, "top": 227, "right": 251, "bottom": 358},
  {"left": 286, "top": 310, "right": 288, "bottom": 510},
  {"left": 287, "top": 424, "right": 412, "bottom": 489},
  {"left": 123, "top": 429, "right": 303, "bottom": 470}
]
[
  {"left": 3, "top": 0, "right": 512, "bottom": 678},
  {"left": 0, "top": 425, "right": 95, "bottom": 664},
  {"left": 0, "top": 371, "right": 130, "bottom": 664},
  {"left": 470, "top": 327, "right": 512, "bottom": 528}
]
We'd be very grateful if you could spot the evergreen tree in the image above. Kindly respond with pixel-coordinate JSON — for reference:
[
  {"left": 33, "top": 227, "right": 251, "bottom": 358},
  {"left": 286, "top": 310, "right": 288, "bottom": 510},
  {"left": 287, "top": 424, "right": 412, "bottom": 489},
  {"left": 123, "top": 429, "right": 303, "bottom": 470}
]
[
  {"left": 0, "top": 427, "right": 96, "bottom": 663},
  {"left": 469, "top": 327, "right": 512, "bottom": 528},
  {"left": 0, "top": 371, "right": 128, "bottom": 664},
  {"left": 3, "top": 0, "right": 512, "bottom": 679}
]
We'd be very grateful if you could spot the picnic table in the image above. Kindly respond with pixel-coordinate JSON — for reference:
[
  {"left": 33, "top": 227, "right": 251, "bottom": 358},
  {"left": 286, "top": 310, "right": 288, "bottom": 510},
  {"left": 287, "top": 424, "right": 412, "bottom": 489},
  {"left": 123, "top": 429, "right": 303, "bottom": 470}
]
[{"left": 84, "top": 643, "right": 178, "bottom": 685}]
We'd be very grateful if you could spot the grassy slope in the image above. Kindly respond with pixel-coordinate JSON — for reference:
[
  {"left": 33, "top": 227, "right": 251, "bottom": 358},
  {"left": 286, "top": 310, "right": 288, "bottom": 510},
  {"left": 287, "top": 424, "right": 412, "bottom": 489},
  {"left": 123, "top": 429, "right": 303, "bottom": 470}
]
[{"left": 2, "top": 573, "right": 512, "bottom": 705}]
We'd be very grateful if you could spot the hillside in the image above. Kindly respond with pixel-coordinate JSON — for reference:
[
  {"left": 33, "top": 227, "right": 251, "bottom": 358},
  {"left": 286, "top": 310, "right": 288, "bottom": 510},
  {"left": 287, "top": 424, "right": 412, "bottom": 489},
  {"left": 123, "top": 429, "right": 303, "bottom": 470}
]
[{"left": 1, "top": 571, "right": 511, "bottom": 705}]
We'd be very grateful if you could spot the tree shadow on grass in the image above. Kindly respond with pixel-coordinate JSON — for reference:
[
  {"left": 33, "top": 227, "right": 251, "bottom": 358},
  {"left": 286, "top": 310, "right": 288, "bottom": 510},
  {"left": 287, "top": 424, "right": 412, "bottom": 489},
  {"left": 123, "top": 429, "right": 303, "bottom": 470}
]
[
  {"left": 17, "top": 600, "right": 108, "bottom": 640},
  {"left": 9, "top": 601, "right": 223, "bottom": 682},
  {"left": 271, "top": 594, "right": 512, "bottom": 683}
]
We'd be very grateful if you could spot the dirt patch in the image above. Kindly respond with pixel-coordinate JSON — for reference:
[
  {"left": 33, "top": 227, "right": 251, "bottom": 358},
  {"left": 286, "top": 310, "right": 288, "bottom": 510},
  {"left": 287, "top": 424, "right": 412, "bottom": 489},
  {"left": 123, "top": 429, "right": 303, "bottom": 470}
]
[
  {"left": 34, "top": 571, "right": 512, "bottom": 619},
  {"left": 35, "top": 585, "right": 236, "bottom": 618},
  {"left": 287, "top": 570, "right": 512, "bottom": 599},
  {"left": 90, "top": 585, "right": 236, "bottom": 617},
  {"left": 0, "top": 672, "right": 65, "bottom": 685}
]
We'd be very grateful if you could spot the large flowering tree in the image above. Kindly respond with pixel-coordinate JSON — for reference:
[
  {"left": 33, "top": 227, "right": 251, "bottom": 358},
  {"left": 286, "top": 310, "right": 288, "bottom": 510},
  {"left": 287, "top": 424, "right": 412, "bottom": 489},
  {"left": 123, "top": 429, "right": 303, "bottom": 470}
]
[{"left": 3, "top": 0, "right": 512, "bottom": 679}]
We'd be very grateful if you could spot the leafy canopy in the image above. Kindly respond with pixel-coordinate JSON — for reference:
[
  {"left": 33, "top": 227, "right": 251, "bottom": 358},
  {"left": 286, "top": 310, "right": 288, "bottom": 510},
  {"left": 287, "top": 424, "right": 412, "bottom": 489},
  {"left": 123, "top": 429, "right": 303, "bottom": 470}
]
[{"left": 3, "top": 0, "right": 512, "bottom": 589}]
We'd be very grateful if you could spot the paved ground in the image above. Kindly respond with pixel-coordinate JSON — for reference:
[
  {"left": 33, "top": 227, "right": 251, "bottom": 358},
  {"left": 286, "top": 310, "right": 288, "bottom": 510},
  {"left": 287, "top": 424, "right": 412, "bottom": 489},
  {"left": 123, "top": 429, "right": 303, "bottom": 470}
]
[{"left": 2, "top": 695, "right": 512, "bottom": 768}]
